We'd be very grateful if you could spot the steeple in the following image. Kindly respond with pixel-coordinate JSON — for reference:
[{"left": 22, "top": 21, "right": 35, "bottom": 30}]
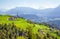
[{"left": 17, "top": 12, "right": 19, "bottom": 17}]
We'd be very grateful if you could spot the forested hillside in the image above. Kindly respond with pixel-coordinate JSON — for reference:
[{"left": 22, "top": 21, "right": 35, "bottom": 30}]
[{"left": 0, "top": 15, "right": 60, "bottom": 39}]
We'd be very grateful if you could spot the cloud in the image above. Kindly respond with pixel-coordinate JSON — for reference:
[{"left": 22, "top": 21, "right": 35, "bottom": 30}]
[{"left": 0, "top": 0, "right": 60, "bottom": 9}]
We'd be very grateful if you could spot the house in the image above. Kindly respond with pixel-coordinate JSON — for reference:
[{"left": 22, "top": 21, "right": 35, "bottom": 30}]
[{"left": 8, "top": 16, "right": 17, "bottom": 20}]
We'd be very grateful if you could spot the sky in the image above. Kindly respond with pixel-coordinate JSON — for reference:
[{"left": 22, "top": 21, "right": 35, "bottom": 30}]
[{"left": 0, "top": 0, "right": 60, "bottom": 10}]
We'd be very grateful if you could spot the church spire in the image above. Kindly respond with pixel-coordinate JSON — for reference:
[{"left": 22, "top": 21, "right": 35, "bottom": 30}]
[{"left": 17, "top": 12, "right": 19, "bottom": 17}]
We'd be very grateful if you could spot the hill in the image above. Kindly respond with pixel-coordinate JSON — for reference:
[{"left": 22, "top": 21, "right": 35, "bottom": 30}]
[{"left": 0, "top": 15, "right": 60, "bottom": 39}]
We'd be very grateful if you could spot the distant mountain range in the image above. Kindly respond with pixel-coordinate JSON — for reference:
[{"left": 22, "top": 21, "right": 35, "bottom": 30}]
[
  {"left": 6, "top": 7, "right": 38, "bottom": 15},
  {"left": 47, "top": 20, "right": 60, "bottom": 30},
  {"left": 5, "top": 7, "right": 54, "bottom": 17},
  {"left": 0, "top": 5, "right": 60, "bottom": 29},
  {"left": 0, "top": 6, "right": 60, "bottom": 17},
  {"left": 47, "top": 6, "right": 60, "bottom": 18}
]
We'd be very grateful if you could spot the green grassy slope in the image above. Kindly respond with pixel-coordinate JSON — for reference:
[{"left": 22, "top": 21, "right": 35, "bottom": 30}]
[{"left": 0, "top": 15, "right": 60, "bottom": 39}]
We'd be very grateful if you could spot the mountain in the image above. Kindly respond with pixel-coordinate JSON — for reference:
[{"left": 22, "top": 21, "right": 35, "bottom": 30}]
[
  {"left": 19, "top": 14, "right": 42, "bottom": 23},
  {"left": 0, "top": 9, "right": 4, "bottom": 14},
  {"left": 47, "top": 6, "right": 60, "bottom": 18},
  {"left": 0, "top": 6, "right": 60, "bottom": 18},
  {"left": 44, "top": 6, "right": 60, "bottom": 29},
  {"left": 37, "top": 8, "right": 54, "bottom": 17},
  {"left": 0, "top": 9, "right": 7, "bottom": 14},
  {"left": 6, "top": 7, "right": 39, "bottom": 15},
  {"left": 47, "top": 20, "right": 60, "bottom": 30},
  {"left": 6, "top": 7, "right": 53, "bottom": 17}
]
